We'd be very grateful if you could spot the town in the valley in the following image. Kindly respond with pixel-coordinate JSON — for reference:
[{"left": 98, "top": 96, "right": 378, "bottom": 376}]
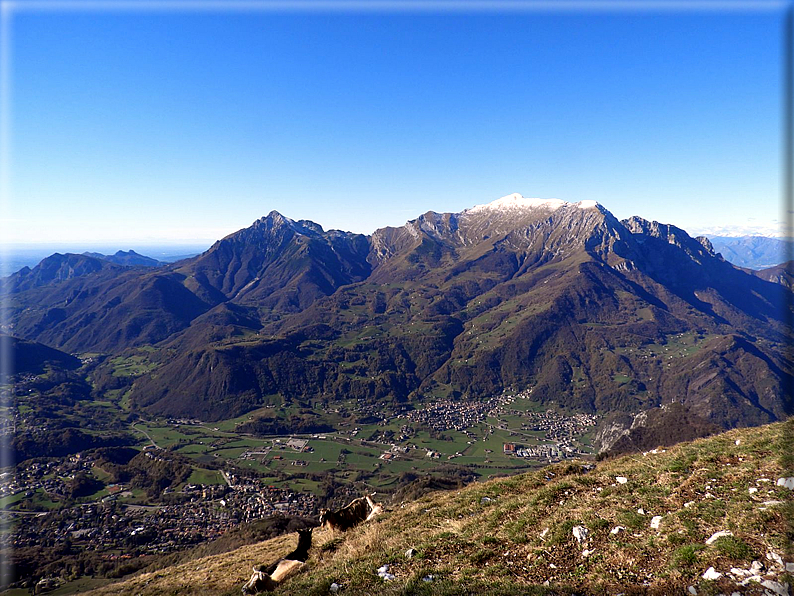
[{"left": 2, "top": 390, "right": 599, "bottom": 576}]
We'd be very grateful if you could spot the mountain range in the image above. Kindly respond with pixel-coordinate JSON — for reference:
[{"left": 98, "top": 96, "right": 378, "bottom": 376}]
[
  {"left": 4, "top": 194, "right": 792, "bottom": 446},
  {"left": 82, "top": 249, "right": 164, "bottom": 268},
  {"left": 709, "top": 235, "right": 792, "bottom": 270}
]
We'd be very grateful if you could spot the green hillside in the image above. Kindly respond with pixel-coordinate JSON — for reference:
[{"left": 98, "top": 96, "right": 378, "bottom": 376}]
[{"left": 82, "top": 419, "right": 793, "bottom": 595}]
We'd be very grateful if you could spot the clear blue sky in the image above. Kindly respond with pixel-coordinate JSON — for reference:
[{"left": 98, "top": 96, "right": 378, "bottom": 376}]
[{"left": 2, "top": 2, "right": 787, "bottom": 246}]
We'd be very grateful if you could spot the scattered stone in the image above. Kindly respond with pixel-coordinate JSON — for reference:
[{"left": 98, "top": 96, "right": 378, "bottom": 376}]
[
  {"left": 767, "top": 551, "right": 784, "bottom": 567},
  {"left": 702, "top": 567, "right": 722, "bottom": 580},
  {"left": 405, "top": 548, "right": 417, "bottom": 559},
  {"left": 572, "top": 525, "right": 588, "bottom": 544},
  {"left": 776, "top": 477, "right": 794, "bottom": 490},
  {"left": 610, "top": 526, "right": 625, "bottom": 535},
  {"left": 762, "top": 500, "right": 784, "bottom": 507},
  {"left": 704, "top": 492, "right": 715, "bottom": 498},
  {"left": 422, "top": 575, "right": 435, "bottom": 583},
  {"left": 330, "top": 583, "right": 340, "bottom": 593},
  {"left": 637, "top": 508, "right": 645, "bottom": 515},
  {"left": 750, "top": 561, "right": 765, "bottom": 574},
  {"left": 706, "top": 530, "right": 733, "bottom": 545},
  {"left": 735, "top": 439, "right": 741, "bottom": 445},
  {"left": 688, "top": 586, "right": 697, "bottom": 595},
  {"left": 650, "top": 516, "right": 662, "bottom": 530},
  {"left": 377, "top": 564, "right": 395, "bottom": 581},
  {"left": 787, "top": 562, "right": 794, "bottom": 573},
  {"left": 749, "top": 487, "right": 758, "bottom": 494},
  {"left": 730, "top": 567, "right": 752, "bottom": 577},
  {"left": 481, "top": 496, "right": 492, "bottom": 503},
  {"left": 549, "top": 563, "right": 557, "bottom": 569},
  {"left": 731, "top": 592, "right": 741, "bottom": 596},
  {"left": 758, "top": 478, "right": 771, "bottom": 483},
  {"left": 741, "top": 575, "right": 764, "bottom": 586},
  {"left": 684, "top": 501, "right": 695, "bottom": 508},
  {"left": 616, "top": 476, "right": 628, "bottom": 484},
  {"left": 761, "top": 580, "right": 789, "bottom": 596},
  {"left": 540, "top": 528, "right": 549, "bottom": 539},
  {"left": 582, "top": 549, "right": 593, "bottom": 558}
]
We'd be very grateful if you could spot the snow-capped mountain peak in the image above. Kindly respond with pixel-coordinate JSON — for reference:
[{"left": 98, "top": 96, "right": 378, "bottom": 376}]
[{"left": 466, "top": 193, "right": 598, "bottom": 214}]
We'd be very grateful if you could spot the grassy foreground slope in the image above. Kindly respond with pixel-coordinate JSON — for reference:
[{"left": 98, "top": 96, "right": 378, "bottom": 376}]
[{"left": 86, "top": 420, "right": 793, "bottom": 596}]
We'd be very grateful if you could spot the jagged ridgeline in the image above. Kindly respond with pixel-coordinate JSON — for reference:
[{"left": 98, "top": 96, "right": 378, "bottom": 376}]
[{"left": 4, "top": 194, "right": 792, "bottom": 434}]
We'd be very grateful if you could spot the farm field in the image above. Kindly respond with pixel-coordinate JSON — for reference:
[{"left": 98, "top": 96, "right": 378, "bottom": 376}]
[{"left": 117, "top": 406, "right": 594, "bottom": 501}]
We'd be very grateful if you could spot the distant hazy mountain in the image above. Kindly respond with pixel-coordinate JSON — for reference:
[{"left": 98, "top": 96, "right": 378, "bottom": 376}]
[
  {"left": 2, "top": 245, "right": 207, "bottom": 276},
  {"left": 708, "top": 235, "right": 792, "bottom": 269},
  {"left": 82, "top": 249, "right": 163, "bottom": 268},
  {"left": 4, "top": 253, "right": 123, "bottom": 293},
  {"left": 5, "top": 194, "right": 792, "bottom": 445}
]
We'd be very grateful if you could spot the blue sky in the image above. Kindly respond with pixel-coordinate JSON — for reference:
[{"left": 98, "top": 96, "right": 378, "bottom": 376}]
[{"left": 1, "top": 2, "right": 787, "bottom": 246}]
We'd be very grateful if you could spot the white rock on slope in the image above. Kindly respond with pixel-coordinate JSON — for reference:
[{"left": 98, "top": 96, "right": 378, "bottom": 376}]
[
  {"left": 776, "top": 477, "right": 794, "bottom": 489},
  {"left": 572, "top": 525, "right": 588, "bottom": 544},
  {"left": 702, "top": 567, "right": 722, "bottom": 580},
  {"left": 705, "top": 530, "right": 733, "bottom": 545}
]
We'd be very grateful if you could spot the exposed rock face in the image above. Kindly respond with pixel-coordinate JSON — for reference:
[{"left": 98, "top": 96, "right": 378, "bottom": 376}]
[
  {"left": 176, "top": 211, "right": 372, "bottom": 310},
  {"left": 754, "top": 260, "right": 794, "bottom": 290},
  {"left": 597, "top": 403, "right": 724, "bottom": 455}
]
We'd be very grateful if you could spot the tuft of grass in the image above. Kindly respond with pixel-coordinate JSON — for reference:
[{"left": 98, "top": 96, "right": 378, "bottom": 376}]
[
  {"left": 666, "top": 532, "right": 688, "bottom": 546},
  {"left": 694, "top": 499, "right": 727, "bottom": 524},
  {"left": 547, "top": 519, "right": 578, "bottom": 546},
  {"left": 320, "top": 537, "right": 344, "bottom": 553},
  {"left": 617, "top": 509, "right": 645, "bottom": 530},
  {"left": 469, "top": 548, "right": 496, "bottom": 564},
  {"left": 712, "top": 536, "right": 754, "bottom": 561},
  {"left": 671, "top": 544, "right": 705, "bottom": 570},
  {"left": 586, "top": 517, "right": 610, "bottom": 533},
  {"left": 666, "top": 454, "right": 696, "bottom": 473}
]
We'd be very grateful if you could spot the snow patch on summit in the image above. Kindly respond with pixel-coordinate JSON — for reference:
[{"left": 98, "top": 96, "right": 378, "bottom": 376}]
[
  {"left": 577, "top": 200, "right": 599, "bottom": 209},
  {"left": 467, "top": 193, "right": 599, "bottom": 214}
]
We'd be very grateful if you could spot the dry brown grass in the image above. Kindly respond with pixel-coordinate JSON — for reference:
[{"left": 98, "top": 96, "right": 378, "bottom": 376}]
[{"left": 83, "top": 532, "right": 300, "bottom": 595}]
